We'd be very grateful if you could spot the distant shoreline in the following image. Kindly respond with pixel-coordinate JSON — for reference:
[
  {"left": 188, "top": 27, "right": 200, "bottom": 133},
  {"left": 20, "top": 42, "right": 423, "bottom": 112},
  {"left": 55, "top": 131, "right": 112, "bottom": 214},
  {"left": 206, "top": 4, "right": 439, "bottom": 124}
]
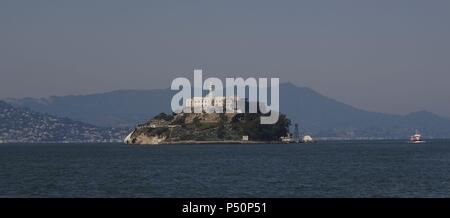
[{"left": 2, "top": 138, "right": 450, "bottom": 145}]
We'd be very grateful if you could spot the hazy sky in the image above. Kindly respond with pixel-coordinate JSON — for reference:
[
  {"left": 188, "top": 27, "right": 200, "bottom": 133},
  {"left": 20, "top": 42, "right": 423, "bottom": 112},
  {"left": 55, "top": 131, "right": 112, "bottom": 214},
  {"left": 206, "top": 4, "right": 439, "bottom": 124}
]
[{"left": 1, "top": 0, "right": 449, "bottom": 117}]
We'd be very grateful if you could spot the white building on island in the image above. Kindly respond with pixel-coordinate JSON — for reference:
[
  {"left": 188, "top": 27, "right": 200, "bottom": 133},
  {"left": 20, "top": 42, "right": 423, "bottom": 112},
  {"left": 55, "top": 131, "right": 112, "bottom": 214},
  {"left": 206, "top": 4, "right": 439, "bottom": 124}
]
[{"left": 185, "top": 83, "right": 242, "bottom": 113}]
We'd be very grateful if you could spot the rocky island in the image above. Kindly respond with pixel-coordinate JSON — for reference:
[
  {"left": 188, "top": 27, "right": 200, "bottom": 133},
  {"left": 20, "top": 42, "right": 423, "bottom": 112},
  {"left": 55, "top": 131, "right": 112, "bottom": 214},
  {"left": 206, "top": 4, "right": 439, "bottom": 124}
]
[{"left": 124, "top": 111, "right": 291, "bottom": 145}]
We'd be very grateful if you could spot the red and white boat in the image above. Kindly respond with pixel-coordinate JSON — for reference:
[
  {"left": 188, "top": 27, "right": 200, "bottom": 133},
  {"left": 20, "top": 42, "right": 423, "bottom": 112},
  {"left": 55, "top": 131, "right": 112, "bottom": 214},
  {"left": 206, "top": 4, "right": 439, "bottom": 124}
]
[{"left": 410, "top": 130, "right": 425, "bottom": 144}]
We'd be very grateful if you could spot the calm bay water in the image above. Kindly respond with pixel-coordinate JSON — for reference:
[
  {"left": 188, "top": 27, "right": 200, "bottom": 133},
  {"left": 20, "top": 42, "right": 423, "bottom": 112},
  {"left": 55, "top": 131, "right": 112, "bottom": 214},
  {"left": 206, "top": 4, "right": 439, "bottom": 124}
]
[{"left": 0, "top": 140, "right": 449, "bottom": 197}]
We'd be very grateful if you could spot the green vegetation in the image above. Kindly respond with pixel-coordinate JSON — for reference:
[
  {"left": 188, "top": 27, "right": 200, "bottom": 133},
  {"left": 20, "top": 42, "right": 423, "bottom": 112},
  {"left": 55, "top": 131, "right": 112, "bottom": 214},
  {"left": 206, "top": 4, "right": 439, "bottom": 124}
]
[
  {"left": 197, "top": 122, "right": 218, "bottom": 130},
  {"left": 216, "top": 114, "right": 227, "bottom": 139},
  {"left": 147, "top": 127, "right": 169, "bottom": 136},
  {"left": 231, "top": 113, "right": 291, "bottom": 141},
  {"left": 153, "top": 113, "right": 173, "bottom": 121},
  {"left": 192, "top": 117, "right": 201, "bottom": 128}
]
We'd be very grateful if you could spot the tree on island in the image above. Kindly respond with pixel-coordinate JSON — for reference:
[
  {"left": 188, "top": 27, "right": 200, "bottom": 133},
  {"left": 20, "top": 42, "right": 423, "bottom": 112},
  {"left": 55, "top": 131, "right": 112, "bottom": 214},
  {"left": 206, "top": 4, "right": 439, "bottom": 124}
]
[
  {"left": 230, "top": 100, "right": 291, "bottom": 141},
  {"left": 231, "top": 112, "right": 291, "bottom": 141},
  {"left": 153, "top": 112, "right": 173, "bottom": 121}
]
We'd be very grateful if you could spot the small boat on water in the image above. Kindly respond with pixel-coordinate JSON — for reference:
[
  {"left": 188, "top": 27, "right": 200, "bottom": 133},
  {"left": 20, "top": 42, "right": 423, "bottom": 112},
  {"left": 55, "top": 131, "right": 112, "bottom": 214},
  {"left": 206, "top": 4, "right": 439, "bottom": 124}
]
[{"left": 410, "top": 130, "right": 425, "bottom": 144}]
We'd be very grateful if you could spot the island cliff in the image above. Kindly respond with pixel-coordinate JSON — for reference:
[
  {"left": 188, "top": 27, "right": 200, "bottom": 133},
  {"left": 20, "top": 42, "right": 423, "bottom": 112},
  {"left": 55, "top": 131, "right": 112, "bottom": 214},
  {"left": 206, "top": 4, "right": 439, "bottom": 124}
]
[{"left": 124, "top": 112, "right": 291, "bottom": 145}]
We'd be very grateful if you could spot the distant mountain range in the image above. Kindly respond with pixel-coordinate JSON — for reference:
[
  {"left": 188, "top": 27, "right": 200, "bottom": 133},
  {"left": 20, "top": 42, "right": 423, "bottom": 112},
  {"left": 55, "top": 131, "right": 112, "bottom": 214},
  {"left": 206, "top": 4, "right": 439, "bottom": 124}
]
[
  {"left": 6, "top": 89, "right": 175, "bottom": 128},
  {"left": 279, "top": 83, "right": 450, "bottom": 139},
  {"left": 0, "top": 101, "right": 128, "bottom": 143},
  {"left": 5, "top": 83, "right": 450, "bottom": 139}
]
